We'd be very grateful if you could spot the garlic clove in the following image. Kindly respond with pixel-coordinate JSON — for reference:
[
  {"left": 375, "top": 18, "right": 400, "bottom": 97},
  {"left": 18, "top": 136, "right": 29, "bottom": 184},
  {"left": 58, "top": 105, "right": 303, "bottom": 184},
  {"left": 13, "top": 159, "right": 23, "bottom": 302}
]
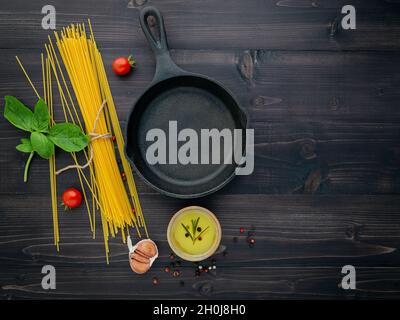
[
  {"left": 129, "top": 252, "right": 150, "bottom": 274},
  {"left": 136, "top": 239, "right": 158, "bottom": 258}
]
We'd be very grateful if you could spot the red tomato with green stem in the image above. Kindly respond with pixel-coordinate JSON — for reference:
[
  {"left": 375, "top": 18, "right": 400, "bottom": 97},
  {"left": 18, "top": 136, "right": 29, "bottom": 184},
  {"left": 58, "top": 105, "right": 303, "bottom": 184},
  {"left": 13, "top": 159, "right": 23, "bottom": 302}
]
[
  {"left": 112, "top": 55, "right": 136, "bottom": 76},
  {"left": 61, "top": 188, "right": 83, "bottom": 210}
]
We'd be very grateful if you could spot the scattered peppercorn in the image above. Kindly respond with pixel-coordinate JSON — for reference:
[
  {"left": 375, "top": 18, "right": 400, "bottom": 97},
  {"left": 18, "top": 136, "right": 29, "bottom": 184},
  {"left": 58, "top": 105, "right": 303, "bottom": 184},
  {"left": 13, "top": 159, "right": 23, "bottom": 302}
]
[
  {"left": 185, "top": 233, "right": 190, "bottom": 238},
  {"left": 248, "top": 238, "right": 255, "bottom": 247},
  {"left": 197, "top": 227, "right": 202, "bottom": 232},
  {"left": 164, "top": 266, "right": 170, "bottom": 273},
  {"left": 152, "top": 277, "right": 159, "bottom": 285},
  {"left": 198, "top": 236, "right": 202, "bottom": 241}
]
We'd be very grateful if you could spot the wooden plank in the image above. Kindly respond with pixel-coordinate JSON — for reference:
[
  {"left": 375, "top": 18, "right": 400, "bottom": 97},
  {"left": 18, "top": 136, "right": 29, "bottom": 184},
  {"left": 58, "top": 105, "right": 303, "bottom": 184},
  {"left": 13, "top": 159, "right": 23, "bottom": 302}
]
[
  {"left": 2, "top": 49, "right": 400, "bottom": 122},
  {"left": 1, "top": 265, "right": 400, "bottom": 299},
  {"left": 0, "top": 193, "right": 399, "bottom": 299},
  {"left": 2, "top": 121, "right": 400, "bottom": 195},
  {"left": 0, "top": 0, "right": 399, "bottom": 50},
  {"left": 1, "top": 49, "right": 400, "bottom": 195}
]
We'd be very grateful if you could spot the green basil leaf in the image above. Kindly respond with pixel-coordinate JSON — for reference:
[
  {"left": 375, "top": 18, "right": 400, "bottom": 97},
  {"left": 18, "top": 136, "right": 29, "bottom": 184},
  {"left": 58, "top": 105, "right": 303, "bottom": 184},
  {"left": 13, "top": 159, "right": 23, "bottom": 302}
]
[
  {"left": 16, "top": 138, "right": 33, "bottom": 153},
  {"left": 30, "top": 131, "right": 54, "bottom": 159},
  {"left": 4, "top": 96, "right": 34, "bottom": 132},
  {"left": 48, "top": 123, "right": 89, "bottom": 152},
  {"left": 32, "top": 99, "right": 49, "bottom": 133}
]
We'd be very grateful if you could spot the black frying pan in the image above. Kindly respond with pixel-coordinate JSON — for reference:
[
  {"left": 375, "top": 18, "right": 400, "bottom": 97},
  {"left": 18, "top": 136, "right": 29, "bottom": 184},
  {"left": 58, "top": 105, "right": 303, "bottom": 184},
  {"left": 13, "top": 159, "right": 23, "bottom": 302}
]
[{"left": 125, "top": 6, "right": 247, "bottom": 198}]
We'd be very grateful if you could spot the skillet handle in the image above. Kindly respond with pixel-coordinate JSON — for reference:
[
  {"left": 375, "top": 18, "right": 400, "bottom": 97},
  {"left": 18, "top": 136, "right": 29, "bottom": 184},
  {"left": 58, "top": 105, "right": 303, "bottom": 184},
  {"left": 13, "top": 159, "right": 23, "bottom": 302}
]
[{"left": 139, "top": 6, "right": 183, "bottom": 80}]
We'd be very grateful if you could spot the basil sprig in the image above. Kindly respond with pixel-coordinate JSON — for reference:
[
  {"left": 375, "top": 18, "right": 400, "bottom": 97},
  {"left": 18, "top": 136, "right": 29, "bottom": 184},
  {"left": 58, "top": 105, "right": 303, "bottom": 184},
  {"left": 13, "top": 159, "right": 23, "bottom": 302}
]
[{"left": 3, "top": 96, "right": 89, "bottom": 182}]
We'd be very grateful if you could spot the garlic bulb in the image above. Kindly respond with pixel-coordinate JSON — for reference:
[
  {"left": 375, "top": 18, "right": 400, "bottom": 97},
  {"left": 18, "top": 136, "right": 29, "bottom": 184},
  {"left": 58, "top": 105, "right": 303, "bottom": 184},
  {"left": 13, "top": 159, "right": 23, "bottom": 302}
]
[{"left": 127, "top": 237, "right": 158, "bottom": 274}]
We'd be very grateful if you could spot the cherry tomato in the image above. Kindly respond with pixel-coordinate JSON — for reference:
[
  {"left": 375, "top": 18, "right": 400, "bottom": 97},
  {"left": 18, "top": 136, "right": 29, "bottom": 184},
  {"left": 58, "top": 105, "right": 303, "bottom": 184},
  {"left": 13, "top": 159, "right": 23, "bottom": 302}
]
[
  {"left": 61, "top": 188, "right": 83, "bottom": 209},
  {"left": 112, "top": 55, "right": 135, "bottom": 76}
]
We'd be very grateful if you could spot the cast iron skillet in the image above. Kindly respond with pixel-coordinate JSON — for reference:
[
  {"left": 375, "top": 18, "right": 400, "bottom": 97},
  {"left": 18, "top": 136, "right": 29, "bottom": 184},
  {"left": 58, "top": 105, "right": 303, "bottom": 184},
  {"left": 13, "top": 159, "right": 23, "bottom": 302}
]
[{"left": 125, "top": 6, "right": 247, "bottom": 198}]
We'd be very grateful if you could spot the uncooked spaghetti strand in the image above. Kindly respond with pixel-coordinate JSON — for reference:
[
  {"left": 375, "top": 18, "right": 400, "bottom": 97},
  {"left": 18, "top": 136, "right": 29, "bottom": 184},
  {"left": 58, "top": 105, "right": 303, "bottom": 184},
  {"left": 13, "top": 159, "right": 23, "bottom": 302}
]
[
  {"left": 49, "top": 57, "right": 60, "bottom": 250},
  {"left": 45, "top": 56, "right": 60, "bottom": 250},
  {"left": 43, "top": 53, "right": 58, "bottom": 250},
  {"left": 46, "top": 46, "right": 95, "bottom": 233},
  {"left": 15, "top": 56, "right": 41, "bottom": 100}
]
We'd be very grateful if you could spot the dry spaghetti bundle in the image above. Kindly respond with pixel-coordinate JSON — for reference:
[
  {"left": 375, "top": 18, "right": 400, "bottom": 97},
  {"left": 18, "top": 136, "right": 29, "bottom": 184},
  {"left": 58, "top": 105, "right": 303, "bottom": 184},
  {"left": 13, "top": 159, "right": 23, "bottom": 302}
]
[
  {"left": 52, "top": 22, "right": 147, "bottom": 261},
  {"left": 16, "top": 20, "right": 147, "bottom": 263}
]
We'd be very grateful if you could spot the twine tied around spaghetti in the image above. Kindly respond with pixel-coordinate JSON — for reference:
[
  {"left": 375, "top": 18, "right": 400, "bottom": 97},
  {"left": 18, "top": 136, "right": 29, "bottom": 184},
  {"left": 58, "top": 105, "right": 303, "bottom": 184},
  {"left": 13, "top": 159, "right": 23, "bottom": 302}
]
[{"left": 56, "top": 100, "right": 111, "bottom": 175}]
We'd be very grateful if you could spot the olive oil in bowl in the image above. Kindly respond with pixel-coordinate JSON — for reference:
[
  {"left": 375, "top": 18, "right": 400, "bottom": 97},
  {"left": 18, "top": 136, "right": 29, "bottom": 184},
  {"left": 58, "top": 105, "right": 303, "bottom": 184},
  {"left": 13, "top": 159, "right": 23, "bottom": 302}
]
[{"left": 167, "top": 206, "right": 221, "bottom": 261}]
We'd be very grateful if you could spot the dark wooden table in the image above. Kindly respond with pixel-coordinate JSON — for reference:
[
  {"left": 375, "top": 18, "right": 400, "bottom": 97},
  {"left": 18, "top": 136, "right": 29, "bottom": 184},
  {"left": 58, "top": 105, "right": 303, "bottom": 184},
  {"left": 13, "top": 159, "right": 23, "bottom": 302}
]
[{"left": 1, "top": 0, "right": 400, "bottom": 299}]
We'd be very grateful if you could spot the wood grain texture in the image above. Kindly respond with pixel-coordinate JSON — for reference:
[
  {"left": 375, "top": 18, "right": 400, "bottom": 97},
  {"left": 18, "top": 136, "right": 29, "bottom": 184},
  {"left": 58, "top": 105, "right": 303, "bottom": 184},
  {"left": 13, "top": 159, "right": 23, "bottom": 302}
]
[
  {"left": 0, "top": 0, "right": 399, "bottom": 50},
  {"left": 0, "top": 0, "right": 400, "bottom": 299},
  {"left": 1, "top": 49, "right": 399, "bottom": 195},
  {"left": 0, "top": 194, "right": 399, "bottom": 299}
]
